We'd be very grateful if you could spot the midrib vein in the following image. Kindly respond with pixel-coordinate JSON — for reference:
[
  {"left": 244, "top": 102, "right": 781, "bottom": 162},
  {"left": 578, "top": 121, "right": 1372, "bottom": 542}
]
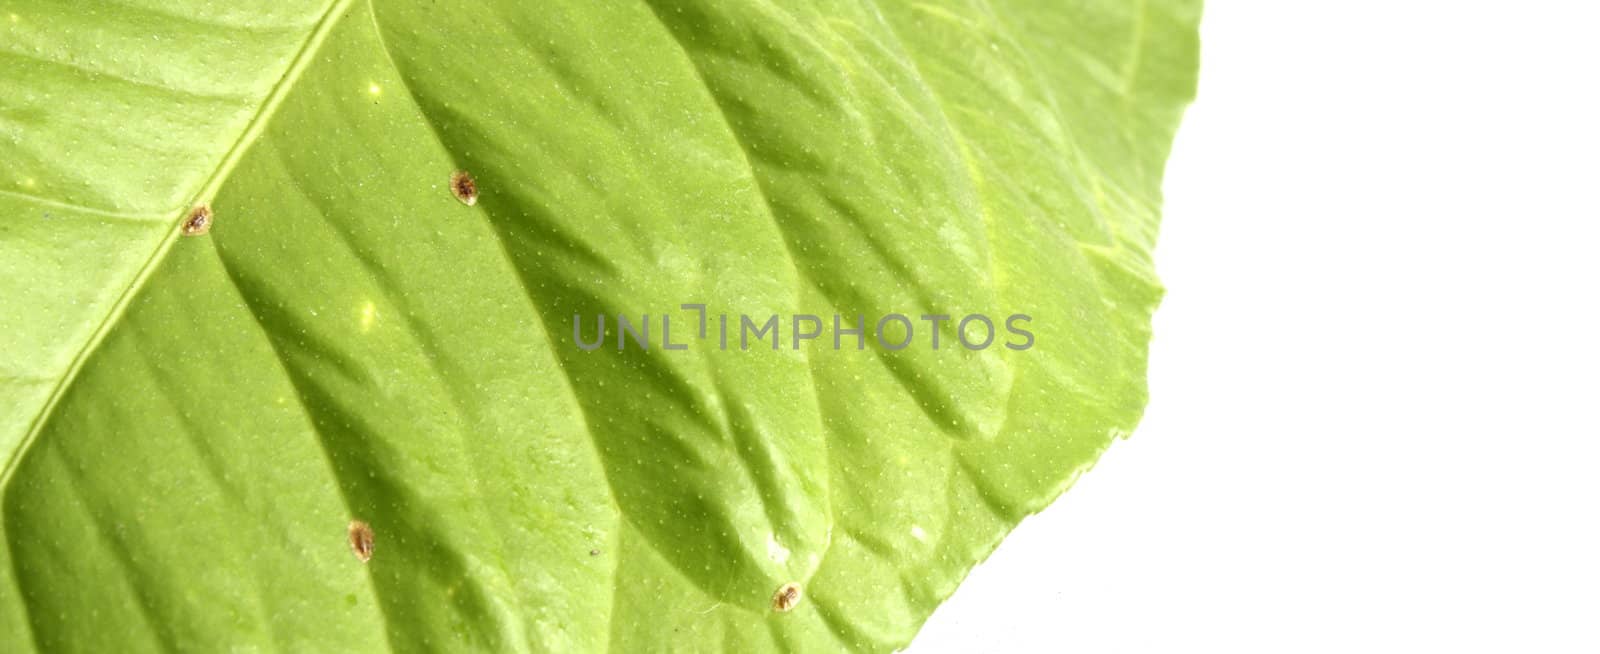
[{"left": 1, "top": 0, "right": 358, "bottom": 484}]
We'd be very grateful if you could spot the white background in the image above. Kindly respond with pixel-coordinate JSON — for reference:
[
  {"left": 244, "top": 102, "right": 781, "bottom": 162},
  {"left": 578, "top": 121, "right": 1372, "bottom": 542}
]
[{"left": 913, "top": 1, "right": 1600, "bottom": 651}]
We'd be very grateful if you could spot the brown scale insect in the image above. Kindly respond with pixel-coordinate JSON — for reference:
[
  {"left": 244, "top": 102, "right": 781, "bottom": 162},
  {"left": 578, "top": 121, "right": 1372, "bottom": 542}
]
[
  {"left": 348, "top": 520, "right": 375, "bottom": 562},
  {"left": 180, "top": 204, "right": 212, "bottom": 236},
  {"left": 449, "top": 170, "right": 478, "bottom": 206},
  {"left": 771, "top": 582, "right": 802, "bottom": 612}
]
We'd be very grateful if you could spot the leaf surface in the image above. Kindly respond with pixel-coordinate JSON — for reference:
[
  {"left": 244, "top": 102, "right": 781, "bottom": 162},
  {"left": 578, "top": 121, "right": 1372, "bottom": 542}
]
[{"left": 0, "top": 0, "right": 1199, "bottom": 650}]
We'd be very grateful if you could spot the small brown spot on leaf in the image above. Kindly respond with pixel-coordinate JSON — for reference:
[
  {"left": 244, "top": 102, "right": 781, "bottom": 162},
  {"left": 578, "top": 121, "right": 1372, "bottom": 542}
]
[
  {"left": 348, "top": 520, "right": 374, "bottom": 562},
  {"left": 181, "top": 204, "right": 212, "bottom": 236},
  {"left": 449, "top": 170, "right": 478, "bottom": 206},
  {"left": 771, "top": 582, "right": 802, "bottom": 612}
]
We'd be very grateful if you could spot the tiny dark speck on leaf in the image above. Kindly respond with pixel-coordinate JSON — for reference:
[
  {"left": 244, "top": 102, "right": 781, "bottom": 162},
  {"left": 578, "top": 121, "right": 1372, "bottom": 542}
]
[
  {"left": 771, "top": 582, "right": 802, "bottom": 612},
  {"left": 181, "top": 204, "right": 212, "bottom": 236},
  {"left": 589, "top": 549, "right": 600, "bottom": 557},
  {"left": 449, "top": 170, "right": 478, "bottom": 206},
  {"left": 348, "top": 520, "right": 374, "bottom": 562}
]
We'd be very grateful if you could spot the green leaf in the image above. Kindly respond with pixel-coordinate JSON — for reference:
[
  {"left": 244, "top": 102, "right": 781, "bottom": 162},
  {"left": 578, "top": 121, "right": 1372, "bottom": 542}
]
[{"left": 0, "top": 0, "right": 1198, "bottom": 650}]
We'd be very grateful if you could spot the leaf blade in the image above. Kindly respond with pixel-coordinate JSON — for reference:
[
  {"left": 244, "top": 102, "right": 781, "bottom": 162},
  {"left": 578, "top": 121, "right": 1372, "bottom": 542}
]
[{"left": 0, "top": 0, "right": 1198, "bottom": 651}]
